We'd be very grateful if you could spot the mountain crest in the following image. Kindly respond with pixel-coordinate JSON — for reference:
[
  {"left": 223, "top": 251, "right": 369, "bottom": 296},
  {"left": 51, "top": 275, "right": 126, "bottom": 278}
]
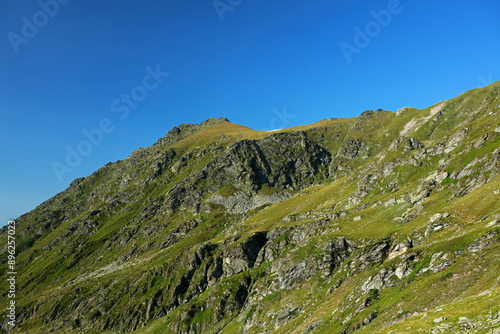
[{"left": 1, "top": 82, "right": 500, "bottom": 333}]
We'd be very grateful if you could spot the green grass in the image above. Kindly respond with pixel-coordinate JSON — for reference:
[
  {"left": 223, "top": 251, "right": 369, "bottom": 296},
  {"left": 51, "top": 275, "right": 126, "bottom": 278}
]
[
  {"left": 2, "top": 82, "right": 500, "bottom": 334},
  {"left": 218, "top": 184, "right": 240, "bottom": 197},
  {"left": 261, "top": 291, "right": 282, "bottom": 303}
]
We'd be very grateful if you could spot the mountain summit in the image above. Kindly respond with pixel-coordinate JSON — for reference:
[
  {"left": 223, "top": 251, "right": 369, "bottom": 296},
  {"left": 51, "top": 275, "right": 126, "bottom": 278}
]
[{"left": 1, "top": 82, "right": 500, "bottom": 333}]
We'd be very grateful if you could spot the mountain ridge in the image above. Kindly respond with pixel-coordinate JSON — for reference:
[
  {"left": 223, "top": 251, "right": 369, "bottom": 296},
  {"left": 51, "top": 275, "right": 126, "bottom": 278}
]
[{"left": 1, "top": 82, "right": 500, "bottom": 333}]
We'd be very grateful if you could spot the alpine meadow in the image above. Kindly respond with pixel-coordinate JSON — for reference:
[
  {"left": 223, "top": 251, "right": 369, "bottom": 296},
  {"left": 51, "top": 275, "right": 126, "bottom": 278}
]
[{"left": 1, "top": 82, "right": 500, "bottom": 333}]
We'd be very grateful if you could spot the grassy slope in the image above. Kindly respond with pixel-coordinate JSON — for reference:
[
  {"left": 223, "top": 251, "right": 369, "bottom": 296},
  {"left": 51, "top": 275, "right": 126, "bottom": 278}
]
[
  {"left": 137, "top": 83, "right": 500, "bottom": 333},
  {"left": 1, "top": 82, "right": 499, "bottom": 333}
]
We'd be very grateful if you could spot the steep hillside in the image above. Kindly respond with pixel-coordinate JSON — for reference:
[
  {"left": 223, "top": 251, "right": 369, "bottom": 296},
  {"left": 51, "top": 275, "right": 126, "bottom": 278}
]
[{"left": 1, "top": 82, "right": 500, "bottom": 334}]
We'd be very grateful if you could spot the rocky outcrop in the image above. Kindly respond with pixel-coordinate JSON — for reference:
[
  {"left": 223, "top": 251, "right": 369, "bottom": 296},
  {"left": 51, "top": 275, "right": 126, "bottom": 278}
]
[
  {"left": 3, "top": 83, "right": 500, "bottom": 334},
  {"left": 468, "top": 231, "right": 498, "bottom": 253},
  {"left": 162, "top": 132, "right": 332, "bottom": 214},
  {"left": 207, "top": 192, "right": 291, "bottom": 214},
  {"left": 361, "top": 267, "right": 395, "bottom": 292},
  {"left": 160, "top": 219, "right": 200, "bottom": 249},
  {"left": 337, "top": 138, "right": 367, "bottom": 159},
  {"left": 221, "top": 232, "right": 267, "bottom": 276},
  {"left": 351, "top": 240, "right": 391, "bottom": 270},
  {"left": 389, "top": 137, "right": 424, "bottom": 151}
]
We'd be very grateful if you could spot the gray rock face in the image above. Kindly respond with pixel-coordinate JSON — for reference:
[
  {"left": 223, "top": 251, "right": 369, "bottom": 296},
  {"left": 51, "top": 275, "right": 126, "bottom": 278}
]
[
  {"left": 430, "top": 213, "right": 450, "bottom": 222},
  {"left": 388, "top": 240, "right": 412, "bottom": 260},
  {"left": 421, "top": 127, "right": 470, "bottom": 157},
  {"left": 351, "top": 240, "right": 390, "bottom": 268},
  {"left": 468, "top": 231, "right": 498, "bottom": 252},
  {"left": 337, "top": 137, "right": 366, "bottom": 159},
  {"left": 160, "top": 219, "right": 199, "bottom": 249},
  {"left": 389, "top": 137, "right": 424, "bottom": 151},
  {"left": 259, "top": 234, "right": 354, "bottom": 290},
  {"left": 425, "top": 221, "right": 451, "bottom": 238},
  {"left": 222, "top": 232, "right": 267, "bottom": 276},
  {"left": 325, "top": 237, "right": 355, "bottom": 263},
  {"left": 409, "top": 180, "right": 436, "bottom": 205},
  {"left": 361, "top": 267, "right": 394, "bottom": 292},
  {"left": 271, "top": 258, "right": 310, "bottom": 290},
  {"left": 207, "top": 192, "right": 291, "bottom": 214},
  {"left": 444, "top": 128, "right": 469, "bottom": 153},
  {"left": 395, "top": 262, "right": 411, "bottom": 279},
  {"left": 163, "top": 131, "right": 332, "bottom": 214},
  {"left": 458, "top": 316, "right": 474, "bottom": 329},
  {"left": 307, "top": 320, "right": 322, "bottom": 330},
  {"left": 4, "top": 82, "right": 500, "bottom": 334}
]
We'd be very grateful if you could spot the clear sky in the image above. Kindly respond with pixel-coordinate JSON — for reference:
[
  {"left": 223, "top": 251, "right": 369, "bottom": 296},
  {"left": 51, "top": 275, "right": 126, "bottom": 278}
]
[{"left": 0, "top": 0, "right": 499, "bottom": 225}]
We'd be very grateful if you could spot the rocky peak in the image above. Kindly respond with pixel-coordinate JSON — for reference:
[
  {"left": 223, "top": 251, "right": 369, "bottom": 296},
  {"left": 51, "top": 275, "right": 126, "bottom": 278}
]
[{"left": 2, "top": 82, "right": 500, "bottom": 334}]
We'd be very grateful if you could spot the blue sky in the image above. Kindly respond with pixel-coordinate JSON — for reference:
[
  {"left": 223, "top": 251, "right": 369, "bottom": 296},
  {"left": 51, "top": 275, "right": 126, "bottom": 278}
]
[{"left": 0, "top": 0, "right": 499, "bottom": 225}]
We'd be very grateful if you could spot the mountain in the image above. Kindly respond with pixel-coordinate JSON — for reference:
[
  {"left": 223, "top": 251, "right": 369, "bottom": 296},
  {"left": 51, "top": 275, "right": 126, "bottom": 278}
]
[{"left": 1, "top": 82, "right": 500, "bottom": 334}]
